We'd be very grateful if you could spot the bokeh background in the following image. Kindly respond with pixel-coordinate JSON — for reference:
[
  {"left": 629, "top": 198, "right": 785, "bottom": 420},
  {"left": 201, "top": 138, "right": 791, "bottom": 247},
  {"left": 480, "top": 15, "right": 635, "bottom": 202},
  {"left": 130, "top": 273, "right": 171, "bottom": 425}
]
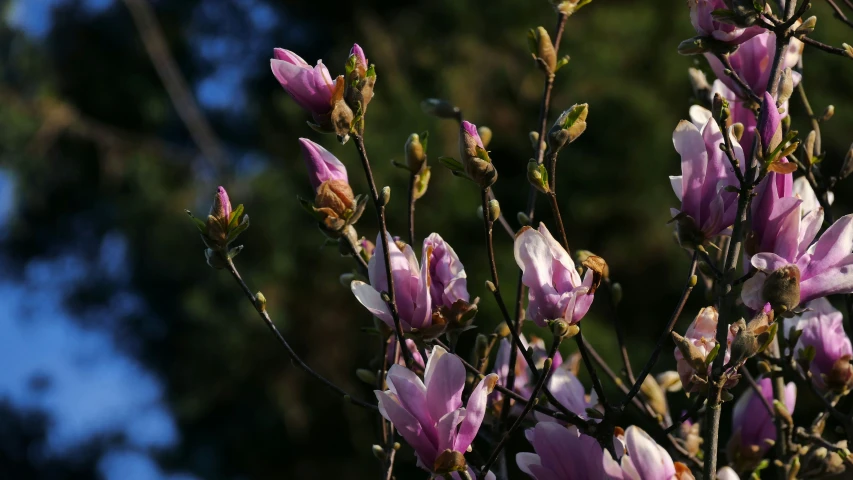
[{"left": 1, "top": 0, "right": 853, "bottom": 478}]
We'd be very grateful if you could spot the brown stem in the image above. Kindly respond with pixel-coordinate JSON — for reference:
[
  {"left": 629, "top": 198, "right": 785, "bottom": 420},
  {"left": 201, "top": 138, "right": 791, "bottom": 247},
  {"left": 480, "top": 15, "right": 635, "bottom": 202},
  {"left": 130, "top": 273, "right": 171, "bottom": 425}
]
[
  {"left": 717, "top": 53, "right": 762, "bottom": 104},
  {"left": 478, "top": 336, "right": 563, "bottom": 479},
  {"left": 224, "top": 257, "right": 377, "bottom": 411},
  {"left": 353, "top": 134, "right": 413, "bottom": 368},
  {"left": 797, "top": 35, "right": 853, "bottom": 58}
]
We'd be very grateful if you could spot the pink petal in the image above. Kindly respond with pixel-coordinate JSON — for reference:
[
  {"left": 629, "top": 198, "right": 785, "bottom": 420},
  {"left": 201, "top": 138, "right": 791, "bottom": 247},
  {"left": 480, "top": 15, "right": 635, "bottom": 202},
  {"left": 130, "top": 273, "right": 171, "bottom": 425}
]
[
  {"left": 455, "top": 373, "right": 497, "bottom": 453},
  {"left": 425, "top": 350, "right": 465, "bottom": 423},
  {"left": 804, "top": 215, "right": 853, "bottom": 279},
  {"left": 672, "top": 120, "right": 708, "bottom": 222},
  {"left": 350, "top": 281, "right": 395, "bottom": 327},
  {"left": 375, "top": 391, "right": 437, "bottom": 467}
]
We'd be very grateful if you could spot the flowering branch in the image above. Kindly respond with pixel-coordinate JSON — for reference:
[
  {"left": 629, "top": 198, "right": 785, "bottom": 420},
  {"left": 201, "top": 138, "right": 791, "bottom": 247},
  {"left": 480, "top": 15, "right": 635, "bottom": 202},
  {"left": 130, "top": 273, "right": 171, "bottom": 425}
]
[{"left": 352, "top": 133, "right": 414, "bottom": 368}]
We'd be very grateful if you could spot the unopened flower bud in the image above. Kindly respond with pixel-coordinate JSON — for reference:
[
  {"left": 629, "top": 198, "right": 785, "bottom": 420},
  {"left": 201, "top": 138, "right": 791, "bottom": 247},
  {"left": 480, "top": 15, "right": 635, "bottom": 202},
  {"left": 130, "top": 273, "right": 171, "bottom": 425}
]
[
  {"left": 339, "top": 273, "right": 355, "bottom": 288},
  {"left": 795, "top": 16, "right": 817, "bottom": 35},
  {"left": 528, "top": 27, "right": 557, "bottom": 74},
  {"left": 255, "top": 291, "right": 267, "bottom": 312},
  {"left": 610, "top": 282, "right": 623, "bottom": 306},
  {"left": 478, "top": 126, "right": 493, "bottom": 148},
  {"left": 777, "top": 68, "right": 794, "bottom": 107},
  {"left": 731, "top": 123, "right": 744, "bottom": 142},
  {"left": 804, "top": 130, "right": 816, "bottom": 162},
  {"left": 550, "top": 319, "right": 571, "bottom": 337},
  {"left": 773, "top": 399, "right": 794, "bottom": 426},
  {"left": 641, "top": 375, "right": 669, "bottom": 418},
  {"left": 379, "top": 186, "right": 391, "bottom": 206},
  {"left": 421, "top": 98, "right": 460, "bottom": 119},
  {"left": 517, "top": 211, "right": 531, "bottom": 226},
  {"left": 656, "top": 371, "right": 683, "bottom": 392},
  {"left": 549, "top": 104, "right": 589, "bottom": 152},
  {"left": 527, "top": 160, "right": 550, "bottom": 193},
  {"left": 371, "top": 444, "right": 386, "bottom": 461},
  {"left": 356, "top": 368, "right": 377, "bottom": 385},
  {"left": 821, "top": 105, "right": 835, "bottom": 122},
  {"left": 485, "top": 280, "right": 497, "bottom": 293},
  {"left": 487, "top": 200, "right": 501, "bottom": 222},
  {"left": 412, "top": 167, "right": 431, "bottom": 200},
  {"left": 494, "top": 322, "right": 510, "bottom": 338},
  {"left": 459, "top": 121, "right": 497, "bottom": 188},
  {"left": 762, "top": 265, "right": 801, "bottom": 313},
  {"left": 404, "top": 133, "right": 427, "bottom": 173},
  {"left": 529, "top": 131, "right": 541, "bottom": 151}
]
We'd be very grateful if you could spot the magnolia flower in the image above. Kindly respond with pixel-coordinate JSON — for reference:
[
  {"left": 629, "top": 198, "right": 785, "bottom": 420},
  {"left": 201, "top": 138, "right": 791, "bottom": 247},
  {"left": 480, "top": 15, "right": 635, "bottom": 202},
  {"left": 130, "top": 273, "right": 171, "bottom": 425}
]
[
  {"left": 351, "top": 233, "right": 432, "bottom": 331},
  {"left": 673, "top": 307, "right": 734, "bottom": 393},
  {"left": 689, "top": 0, "right": 763, "bottom": 45},
  {"left": 706, "top": 31, "right": 802, "bottom": 98},
  {"left": 423, "top": 233, "right": 470, "bottom": 310},
  {"left": 514, "top": 224, "right": 595, "bottom": 326},
  {"left": 603, "top": 426, "right": 693, "bottom": 479},
  {"left": 741, "top": 213, "right": 853, "bottom": 312},
  {"left": 789, "top": 298, "right": 853, "bottom": 392},
  {"left": 728, "top": 377, "right": 796, "bottom": 466},
  {"left": 298, "top": 138, "right": 348, "bottom": 191},
  {"left": 270, "top": 48, "right": 335, "bottom": 118},
  {"left": 375, "top": 346, "right": 498, "bottom": 476},
  {"left": 517, "top": 423, "right": 606, "bottom": 479},
  {"left": 493, "top": 335, "right": 562, "bottom": 399},
  {"left": 386, "top": 335, "right": 425, "bottom": 369},
  {"left": 539, "top": 368, "right": 596, "bottom": 423},
  {"left": 670, "top": 116, "right": 743, "bottom": 244}
]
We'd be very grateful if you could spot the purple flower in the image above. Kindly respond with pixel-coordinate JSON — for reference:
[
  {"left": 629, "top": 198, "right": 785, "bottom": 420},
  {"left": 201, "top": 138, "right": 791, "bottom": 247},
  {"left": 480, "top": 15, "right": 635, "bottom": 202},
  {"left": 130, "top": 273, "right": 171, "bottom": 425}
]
[
  {"left": 298, "top": 138, "right": 349, "bottom": 191},
  {"left": 350, "top": 43, "right": 367, "bottom": 67},
  {"left": 670, "top": 116, "right": 743, "bottom": 242},
  {"left": 758, "top": 92, "right": 783, "bottom": 154},
  {"left": 375, "top": 346, "right": 498, "bottom": 475},
  {"left": 673, "top": 307, "right": 734, "bottom": 393},
  {"left": 516, "top": 423, "right": 606, "bottom": 479},
  {"left": 602, "top": 425, "right": 679, "bottom": 479},
  {"left": 747, "top": 169, "right": 794, "bottom": 264},
  {"left": 706, "top": 32, "right": 802, "bottom": 98},
  {"left": 689, "top": 0, "right": 763, "bottom": 45},
  {"left": 728, "top": 377, "right": 796, "bottom": 462},
  {"left": 211, "top": 186, "right": 232, "bottom": 221},
  {"left": 423, "top": 233, "right": 469, "bottom": 310},
  {"left": 790, "top": 298, "right": 853, "bottom": 392},
  {"left": 742, "top": 213, "right": 853, "bottom": 311},
  {"left": 462, "top": 121, "right": 484, "bottom": 149},
  {"left": 270, "top": 48, "right": 335, "bottom": 117},
  {"left": 351, "top": 233, "right": 432, "bottom": 331},
  {"left": 514, "top": 224, "right": 595, "bottom": 326},
  {"left": 386, "top": 335, "right": 425, "bottom": 369}
]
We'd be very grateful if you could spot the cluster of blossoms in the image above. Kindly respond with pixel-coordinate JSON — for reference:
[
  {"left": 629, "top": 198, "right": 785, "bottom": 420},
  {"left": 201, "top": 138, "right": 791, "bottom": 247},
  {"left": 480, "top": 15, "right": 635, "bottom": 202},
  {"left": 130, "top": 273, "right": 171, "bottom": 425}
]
[{"left": 186, "top": 0, "right": 853, "bottom": 479}]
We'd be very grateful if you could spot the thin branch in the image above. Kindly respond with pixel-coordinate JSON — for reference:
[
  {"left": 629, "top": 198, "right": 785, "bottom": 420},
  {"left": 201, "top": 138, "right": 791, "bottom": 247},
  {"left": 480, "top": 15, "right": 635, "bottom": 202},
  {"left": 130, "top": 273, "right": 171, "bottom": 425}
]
[
  {"left": 407, "top": 174, "right": 417, "bottom": 246},
  {"left": 716, "top": 53, "right": 762, "bottom": 104},
  {"left": 574, "top": 329, "right": 608, "bottom": 408},
  {"left": 224, "top": 257, "right": 377, "bottom": 411},
  {"left": 826, "top": 0, "right": 853, "bottom": 30},
  {"left": 353, "top": 134, "right": 413, "bottom": 368},
  {"left": 479, "top": 336, "right": 563, "bottom": 479},
  {"left": 798, "top": 34, "right": 853, "bottom": 58},
  {"left": 604, "top": 279, "right": 635, "bottom": 385},
  {"left": 741, "top": 367, "right": 775, "bottom": 417},
  {"left": 665, "top": 396, "right": 706, "bottom": 434},
  {"left": 621, "top": 252, "right": 698, "bottom": 409}
]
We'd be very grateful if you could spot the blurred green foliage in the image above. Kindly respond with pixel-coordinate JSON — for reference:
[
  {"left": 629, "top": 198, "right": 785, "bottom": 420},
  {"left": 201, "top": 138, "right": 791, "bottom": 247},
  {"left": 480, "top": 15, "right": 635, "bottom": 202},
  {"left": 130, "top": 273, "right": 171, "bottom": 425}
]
[{"left": 2, "top": 0, "right": 853, "bottom": 478}]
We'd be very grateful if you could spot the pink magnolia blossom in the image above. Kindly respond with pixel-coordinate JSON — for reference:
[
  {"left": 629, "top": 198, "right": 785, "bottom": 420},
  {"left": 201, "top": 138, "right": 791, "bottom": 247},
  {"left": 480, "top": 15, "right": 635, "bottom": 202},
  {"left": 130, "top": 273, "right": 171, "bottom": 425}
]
[
  {"left": 270, "top": 48, "right": 335, "bottom": 118},
  {"left": 603, "top": 425, "right": 684, "bottom": 479},
  {"left": 514, "top": 224, "right": 595, "bottom": 326},
  {"left": 673, "top": 307, "right": 734, "bottom": 393},
  {"left": 706, "top": 32, "right": 802, "bottom": 98},
  {"left": 729, "top": 377, "right": 796, "bottom": 462},
  {"left": 741, "top": 210, "right": 853, "bottom": 310},
  {"left": 670, "top": 116, "right": 743, "bottom": 241},
  {"left": 351, "top": 233, "right": 432, "bottom": 331},
  {"left": 689, "top": 0, "right": 763, "bottom": 45},
  {"left": 298, "top": 138, "right": 348, "bottom": 191},
  {"left": 212, "top": 186, "right": 232, "bottom": 221},
  {"left": 375, "top": 346, "right": 498, "bottom": 476},
  {"left": 462, "top": 120, "right": 484, "bottom": 148},
  {"left": 789, "top": 298, "right": 853, "bottom": 391},
  {"left": 350, "top": 43, "right": 367, "bottom": 66},
  {"left": 516, "top": 423, "right": 606, "bottom": 479},
  {"left": 423, "top": 233, "right": 470, "bottom": 309}
]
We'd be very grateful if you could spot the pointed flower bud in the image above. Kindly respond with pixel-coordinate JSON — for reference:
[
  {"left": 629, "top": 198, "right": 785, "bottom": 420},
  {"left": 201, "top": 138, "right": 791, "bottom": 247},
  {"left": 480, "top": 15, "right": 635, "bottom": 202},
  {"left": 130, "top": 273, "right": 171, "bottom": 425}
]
[
  {"left": 187, "top": 186, "right": 250, "bottom": 255},
  {"left": 270, "top": 48, "right": 335, "bottom": 121},
  {"left": 729, "top": 376, "right": 796, "bottom": 464},
  {"left": 458, "top": 121, "right": 497, "bottom": 188},
  {"left": 758, "top": 92, "right": 783, "bottom": 157},
  {"left": 344, "top": 43, "right": 376, "bottom": 123},
  {"left": 405, "top": 133, "right": 427, "bottom": 173},
  {"left": 673, "top": 307, "right": 736, "bottom": 393},
  {"left": 528, "top": 27, "right": 557, "bottom": 74},
  {"left": 549, "top": 104, "right": 588, "bottom": 153},
  {"left": 299, "top": 138, "right": 348, "bottom": 191}
]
